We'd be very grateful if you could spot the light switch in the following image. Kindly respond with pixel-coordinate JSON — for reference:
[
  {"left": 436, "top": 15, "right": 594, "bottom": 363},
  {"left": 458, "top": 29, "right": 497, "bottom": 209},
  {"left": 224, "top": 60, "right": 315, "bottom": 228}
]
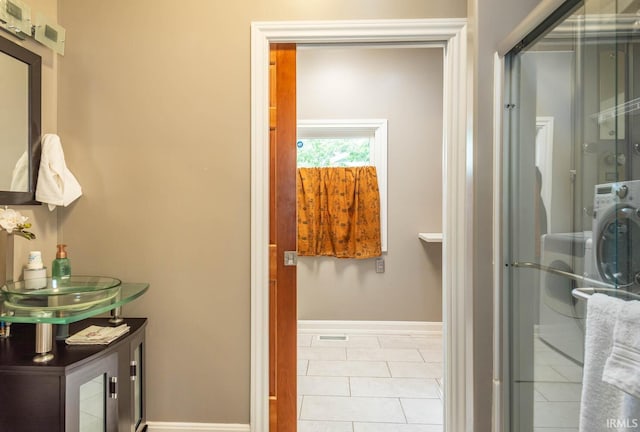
[{"left": 375, "top": 258, "right": 385, "bottom": 273}]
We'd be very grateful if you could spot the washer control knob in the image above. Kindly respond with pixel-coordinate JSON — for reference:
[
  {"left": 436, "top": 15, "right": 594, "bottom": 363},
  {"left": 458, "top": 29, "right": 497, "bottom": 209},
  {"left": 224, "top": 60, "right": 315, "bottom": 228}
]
[{"left": 617, "top": 184, "right": 629, "bottom": 199}]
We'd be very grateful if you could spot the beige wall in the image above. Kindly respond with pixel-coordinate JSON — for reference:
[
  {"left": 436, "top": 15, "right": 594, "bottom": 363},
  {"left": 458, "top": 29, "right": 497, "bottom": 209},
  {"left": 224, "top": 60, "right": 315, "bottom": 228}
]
[
  {"left": 467, "top": 0, "right": 542, "bottom": 431},
  {"left": 56, "top": 0, "right": 465, "bottom": 424},
  {"left": 1, "top": 0, "right": 59, "bottom": 283},
  {"left": 297, "top": 46, "right": 443, "bottom": 322}
]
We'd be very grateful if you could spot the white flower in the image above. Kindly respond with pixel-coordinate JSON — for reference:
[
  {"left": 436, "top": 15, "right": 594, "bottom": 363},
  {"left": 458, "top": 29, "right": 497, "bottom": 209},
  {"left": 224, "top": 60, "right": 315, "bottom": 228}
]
[{"left": 0, "top": 207, "right": 35, "bottom": 240}]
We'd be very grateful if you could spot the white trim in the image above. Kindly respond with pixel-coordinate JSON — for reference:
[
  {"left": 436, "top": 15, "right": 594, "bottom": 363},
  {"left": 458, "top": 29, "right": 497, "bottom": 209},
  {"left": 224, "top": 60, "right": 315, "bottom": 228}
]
[
  {"left": 492, "top": 52, "right": 505, "bottom": 432},
  {"left": 492, "top": 380, "right": 503, "bottom": 432},
  {"left": 146, "top": 422, "right": 250, "bottom": 432},
  {"left": 251, "top": 18, "right": 470, "bottom": 432},
  {"left": 297, "top": 320, "right": 443, "bottom": 335},
  {"left": 446, "top": 18, "right": 473, "bottom": 432},
  {"left": 535, "top": 116, "right": 554, "bottom": 231},
  {"left": 297, "top": 118, "right": 387, "bottom": 136},
  {"left": 297, "top": 118, "right": 389, "bottom": 251}
]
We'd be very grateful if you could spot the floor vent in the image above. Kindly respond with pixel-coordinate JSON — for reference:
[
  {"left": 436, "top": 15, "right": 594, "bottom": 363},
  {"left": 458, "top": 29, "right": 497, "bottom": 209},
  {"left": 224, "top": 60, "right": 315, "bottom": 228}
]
[{"left": 317, "top": 335, "right": 348, "bottom": 341}]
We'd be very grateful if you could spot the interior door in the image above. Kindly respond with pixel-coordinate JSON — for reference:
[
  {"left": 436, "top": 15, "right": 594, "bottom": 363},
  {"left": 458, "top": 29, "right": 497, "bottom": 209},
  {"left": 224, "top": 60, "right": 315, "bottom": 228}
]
[{"left": 269, "top": 43, "right": 297, "bottom": 432}]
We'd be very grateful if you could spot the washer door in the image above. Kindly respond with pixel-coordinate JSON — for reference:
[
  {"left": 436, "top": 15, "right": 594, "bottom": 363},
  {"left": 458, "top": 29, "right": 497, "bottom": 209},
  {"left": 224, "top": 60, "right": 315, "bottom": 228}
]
[{"left": 596, "top": 205, "right": 640, "bottom": 288}]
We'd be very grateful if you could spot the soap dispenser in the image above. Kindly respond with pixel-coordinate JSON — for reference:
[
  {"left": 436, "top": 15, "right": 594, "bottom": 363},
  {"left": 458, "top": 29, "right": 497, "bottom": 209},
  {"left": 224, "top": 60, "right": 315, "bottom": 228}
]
[{"left": 52, "top": 244, "right": 71, "bottom": 281}]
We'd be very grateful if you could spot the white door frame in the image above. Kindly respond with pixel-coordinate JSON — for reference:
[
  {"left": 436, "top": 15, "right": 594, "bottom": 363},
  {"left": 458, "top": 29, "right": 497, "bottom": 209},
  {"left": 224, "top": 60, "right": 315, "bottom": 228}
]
[{"left": 250, "top": 19, "right": 472, "bottom": 432}]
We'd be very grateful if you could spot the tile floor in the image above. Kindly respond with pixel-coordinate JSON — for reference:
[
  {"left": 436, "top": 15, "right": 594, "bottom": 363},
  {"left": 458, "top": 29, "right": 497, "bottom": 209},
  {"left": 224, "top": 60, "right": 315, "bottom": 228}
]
[
  {"left": 297, "top": 331, "right": 444, "bottom": 432},
  {"left": 532, "top": 336, "right": 583, "bottom": 432},
  {"left": 297, "top": 329, "right": 585, "bottom": 432}
]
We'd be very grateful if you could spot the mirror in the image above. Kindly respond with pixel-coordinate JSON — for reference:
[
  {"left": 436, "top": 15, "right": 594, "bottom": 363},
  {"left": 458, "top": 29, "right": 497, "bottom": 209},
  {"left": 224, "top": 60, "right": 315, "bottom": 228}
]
[{"left": 0, "top": 36, "right": 41, "bottom": 205}]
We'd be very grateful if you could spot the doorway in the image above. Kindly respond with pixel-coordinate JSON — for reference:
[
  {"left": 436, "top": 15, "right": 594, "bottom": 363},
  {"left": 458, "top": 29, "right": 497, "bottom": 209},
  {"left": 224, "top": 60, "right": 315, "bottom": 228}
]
[
  {"left": 296, "top": 43, "right": 445, "bottom": 429},
  {"left": 250, "top": 19, "right": 471, "bottom": 432}
]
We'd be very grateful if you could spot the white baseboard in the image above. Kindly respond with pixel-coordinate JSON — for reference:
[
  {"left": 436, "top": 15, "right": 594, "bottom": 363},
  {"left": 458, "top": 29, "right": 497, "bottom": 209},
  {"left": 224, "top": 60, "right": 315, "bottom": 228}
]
[
  {"left": 297, "top": 320, "right": 442, "bottom": 335},
  {"left": 492, "top": 379, "right": 503, "bottom": 432},
  {"left": 146, "top": 422, "right": 250, "bottom": 432}
]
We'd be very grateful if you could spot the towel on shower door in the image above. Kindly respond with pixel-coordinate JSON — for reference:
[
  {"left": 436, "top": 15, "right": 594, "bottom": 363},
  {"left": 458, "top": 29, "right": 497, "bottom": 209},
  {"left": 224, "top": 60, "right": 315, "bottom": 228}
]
[
  {"left": 36, "top": 134, "right": 83, "bottom": 211},
  {"left": 603, "top": 299, "right": 640, "bottom": 399},
  {"left": 579, "top": 293, "right": 640, "bottom": 432}
]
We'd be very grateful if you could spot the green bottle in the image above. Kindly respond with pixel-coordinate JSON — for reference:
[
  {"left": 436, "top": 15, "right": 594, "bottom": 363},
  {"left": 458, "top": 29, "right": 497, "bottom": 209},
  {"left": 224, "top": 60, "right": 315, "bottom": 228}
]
[{"left": 52, "top": 244, "right": 71, "bottom": 281}]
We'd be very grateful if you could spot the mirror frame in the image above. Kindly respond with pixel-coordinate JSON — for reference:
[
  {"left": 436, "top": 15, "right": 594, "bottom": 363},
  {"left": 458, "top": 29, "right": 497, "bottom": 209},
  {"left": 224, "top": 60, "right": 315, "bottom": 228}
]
[{"left": 0, "top": 36, "right": 41, "bottom": 205}]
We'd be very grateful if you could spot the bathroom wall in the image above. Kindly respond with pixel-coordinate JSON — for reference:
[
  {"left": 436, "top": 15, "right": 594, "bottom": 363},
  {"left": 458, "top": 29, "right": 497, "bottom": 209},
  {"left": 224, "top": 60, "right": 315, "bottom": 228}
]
[
  {"left": 468, "top": 0, "right": 543, "bottom": 430},
  {"left": 297, "top": 46, "right": 443, "bottom": 322},
  {"left": 1, "top": 0, "right": 60, "bottom": 283},
  {"left": 56, "top": 0, "right": 465, "bottom": 424}
]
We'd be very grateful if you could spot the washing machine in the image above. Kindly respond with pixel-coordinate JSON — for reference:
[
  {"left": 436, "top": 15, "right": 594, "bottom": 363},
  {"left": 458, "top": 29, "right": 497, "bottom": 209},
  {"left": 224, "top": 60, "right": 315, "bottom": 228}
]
[
  {"left": 538, "top": 231, "right": 590, "bottom": 364},
  {"left": 590, "top": 180, "right": 640, "bottom": 293}
]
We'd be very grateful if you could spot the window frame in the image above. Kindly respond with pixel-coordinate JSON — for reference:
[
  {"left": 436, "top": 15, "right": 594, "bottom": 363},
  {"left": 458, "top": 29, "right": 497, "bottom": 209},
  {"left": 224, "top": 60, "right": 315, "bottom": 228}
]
[{"left": 297, "top": 118, "right": 388, "bottom": 252}]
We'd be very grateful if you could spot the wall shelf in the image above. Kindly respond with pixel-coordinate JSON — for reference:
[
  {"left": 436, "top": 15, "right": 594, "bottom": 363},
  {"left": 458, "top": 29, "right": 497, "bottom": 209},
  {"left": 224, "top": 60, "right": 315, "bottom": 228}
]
[{"left": 418, "top": 232, "right": 443, "bottom": 243}]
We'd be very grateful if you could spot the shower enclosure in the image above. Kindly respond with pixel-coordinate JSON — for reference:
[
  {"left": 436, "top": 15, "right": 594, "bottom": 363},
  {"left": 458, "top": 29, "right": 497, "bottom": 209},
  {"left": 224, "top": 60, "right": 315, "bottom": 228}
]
[{"left": 503, "top": 0, "right": 640, "bottom": 429}]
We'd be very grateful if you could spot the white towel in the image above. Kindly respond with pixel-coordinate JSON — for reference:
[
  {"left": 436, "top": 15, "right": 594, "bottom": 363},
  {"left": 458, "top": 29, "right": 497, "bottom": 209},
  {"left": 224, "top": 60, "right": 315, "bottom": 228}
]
[
  {"left": 603, "top": 299, "right": 640, "bottom": 399},
  {"left": 580, "top": 293, "right": 640, "bottom": 431},
  {"left": 35, "top": 134, "right": 83, "bottom": 211}
]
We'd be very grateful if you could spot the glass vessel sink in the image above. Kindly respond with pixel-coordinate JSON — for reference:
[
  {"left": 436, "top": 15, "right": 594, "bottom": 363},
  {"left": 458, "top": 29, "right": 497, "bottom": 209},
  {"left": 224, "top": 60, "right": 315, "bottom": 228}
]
[
  {"left": 0, "top": 276, "right": 148, "bottom": 363},
  {"left": 2, "top": 276, "right": 122, "bottom": 313}
]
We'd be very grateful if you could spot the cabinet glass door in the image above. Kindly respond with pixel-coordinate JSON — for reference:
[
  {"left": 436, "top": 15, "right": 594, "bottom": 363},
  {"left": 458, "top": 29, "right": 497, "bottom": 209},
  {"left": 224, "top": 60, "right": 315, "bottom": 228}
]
[
  {"left": 79, "top": 375, "right": 106, "bottom": 432},
  {"left": 129, "top": 331, "right": 146, "bottom": 432},
  {"left": 66, "top": 352, "right": 118, "bottom": 432}
]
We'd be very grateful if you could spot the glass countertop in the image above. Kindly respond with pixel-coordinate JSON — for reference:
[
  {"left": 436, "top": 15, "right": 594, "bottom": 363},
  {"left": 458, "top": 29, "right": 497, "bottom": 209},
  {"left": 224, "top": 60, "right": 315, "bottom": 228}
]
[
  {"left": 2, "top": 276, "right": 122, "bottom": 295},
  {"left": 0, "top": 278, "right": 149, "bottom": 324}
]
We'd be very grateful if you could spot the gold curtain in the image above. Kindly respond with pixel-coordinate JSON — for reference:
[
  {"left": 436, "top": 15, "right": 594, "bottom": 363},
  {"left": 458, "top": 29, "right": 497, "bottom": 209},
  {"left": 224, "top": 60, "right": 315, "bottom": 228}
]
[{"left": 297, "top": 166, "right": 382, "bottom": 259}]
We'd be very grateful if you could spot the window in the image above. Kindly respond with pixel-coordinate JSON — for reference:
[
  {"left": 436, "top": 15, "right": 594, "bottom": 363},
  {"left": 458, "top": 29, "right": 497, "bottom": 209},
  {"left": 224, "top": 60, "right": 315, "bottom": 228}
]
[
  {"left": 297, "top": 119, "right": 388, "bottom": 251},
  {"left": 297, "top": 137, "right": 372, "bottom": 167}
]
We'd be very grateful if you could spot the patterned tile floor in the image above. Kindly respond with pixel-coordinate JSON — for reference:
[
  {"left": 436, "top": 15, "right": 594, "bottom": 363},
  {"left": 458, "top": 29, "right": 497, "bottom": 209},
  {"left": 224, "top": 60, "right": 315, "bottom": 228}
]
[{"left": 297, "top": 331, "right": 444, "bottom": 432}]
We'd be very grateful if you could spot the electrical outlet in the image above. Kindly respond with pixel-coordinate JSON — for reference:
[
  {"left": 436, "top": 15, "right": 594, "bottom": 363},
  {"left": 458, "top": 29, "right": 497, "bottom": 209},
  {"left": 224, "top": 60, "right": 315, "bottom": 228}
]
[{"left": 375, "top": 258, "right": 385, "bottom": 273}]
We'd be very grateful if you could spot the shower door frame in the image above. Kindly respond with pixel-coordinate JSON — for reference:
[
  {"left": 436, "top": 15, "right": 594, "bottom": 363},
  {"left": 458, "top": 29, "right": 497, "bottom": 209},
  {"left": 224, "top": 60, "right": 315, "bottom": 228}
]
[{"left": 493, "top": 1, "right": 589, "bottom": 431}]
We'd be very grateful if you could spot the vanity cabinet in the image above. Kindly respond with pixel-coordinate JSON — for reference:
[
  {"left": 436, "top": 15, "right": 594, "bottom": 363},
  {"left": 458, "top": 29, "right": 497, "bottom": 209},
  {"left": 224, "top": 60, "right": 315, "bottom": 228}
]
[
  {"left": 0, "top": 318, "right": 147, "bottom": 432},
  {"left": 118, "top": 323, "right": 146, "bottom": 432}
]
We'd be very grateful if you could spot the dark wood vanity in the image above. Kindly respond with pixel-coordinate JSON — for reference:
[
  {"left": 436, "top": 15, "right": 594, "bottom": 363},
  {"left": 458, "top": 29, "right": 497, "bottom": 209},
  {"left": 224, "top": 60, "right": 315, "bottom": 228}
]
[{"left": 0, "top": 318, "right": 147, "bottom": 432}]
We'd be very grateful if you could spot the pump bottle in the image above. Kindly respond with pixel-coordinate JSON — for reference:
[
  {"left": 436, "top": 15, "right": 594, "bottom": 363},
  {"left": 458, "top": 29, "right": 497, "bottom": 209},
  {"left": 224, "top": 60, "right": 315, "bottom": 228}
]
[{"left": 52, "top": 244, "right": 71, "bottom": 280}]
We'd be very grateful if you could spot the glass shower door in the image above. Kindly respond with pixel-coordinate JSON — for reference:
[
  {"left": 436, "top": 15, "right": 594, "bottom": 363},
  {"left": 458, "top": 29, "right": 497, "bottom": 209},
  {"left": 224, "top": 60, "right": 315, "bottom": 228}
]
[{"left": 504, "top": 0, "right": 640, "bottom": 430}]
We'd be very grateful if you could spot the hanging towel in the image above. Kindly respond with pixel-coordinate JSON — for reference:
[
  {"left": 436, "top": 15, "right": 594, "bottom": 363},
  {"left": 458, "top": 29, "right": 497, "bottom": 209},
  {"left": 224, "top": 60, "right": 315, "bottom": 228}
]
[
  {"left": 603, "top": 299, "right": 640, "bottom": 399},
  {"left": 579, "top": 293, "right": 640, "bottom": 432},
  {"left": 36, "top": 134, "right": 83, "bottom": 211}
]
